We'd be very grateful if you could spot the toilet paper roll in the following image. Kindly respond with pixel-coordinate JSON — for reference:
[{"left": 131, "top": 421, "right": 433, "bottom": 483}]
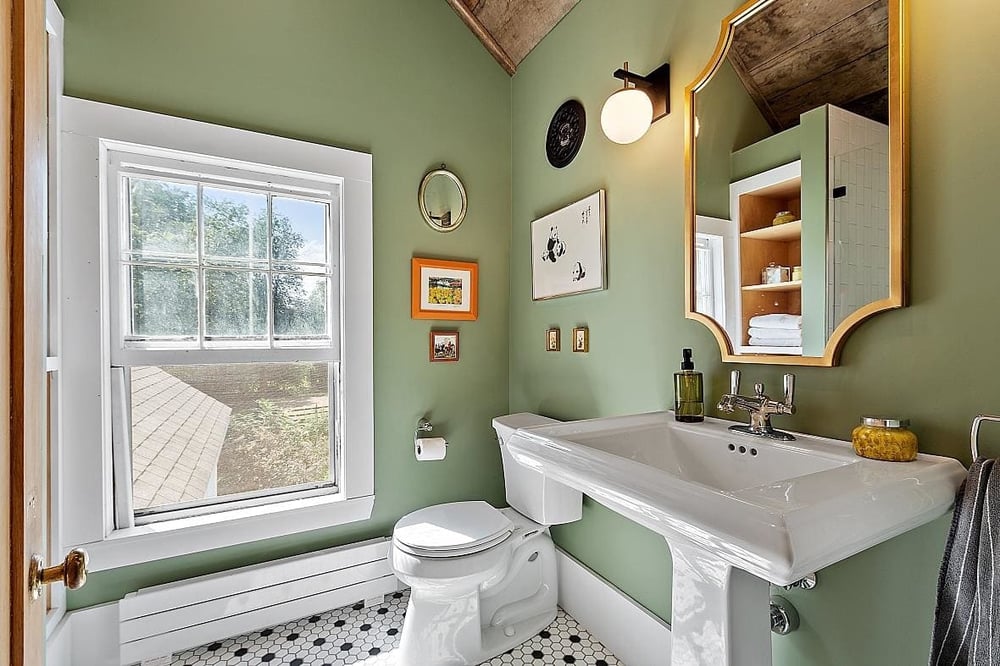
[{"left": 415, "top": 436, "right": 447, "bottom": 461}]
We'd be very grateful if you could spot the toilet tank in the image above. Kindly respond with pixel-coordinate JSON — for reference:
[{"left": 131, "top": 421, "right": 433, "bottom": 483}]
[{"left": 492, "top": 413, "right": 582, "bottom": 525}]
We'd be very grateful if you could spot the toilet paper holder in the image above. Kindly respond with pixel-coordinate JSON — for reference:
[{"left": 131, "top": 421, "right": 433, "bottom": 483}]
[{"left": 414, "top": 417, "right": 447, "bottom": 461}]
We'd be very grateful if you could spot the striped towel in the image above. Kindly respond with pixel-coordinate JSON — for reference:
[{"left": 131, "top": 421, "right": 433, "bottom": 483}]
[{"left": 929, "top": 458, "right": 1000, "bottom": 665}]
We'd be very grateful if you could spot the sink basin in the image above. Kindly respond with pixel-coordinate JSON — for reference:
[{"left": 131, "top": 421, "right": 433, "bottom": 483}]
[
  {"left": 506, "top": 412, "right": 965, "bottom": 665},
  {"left": 549, "top": 415, "right": 850, "bottom": 493}
]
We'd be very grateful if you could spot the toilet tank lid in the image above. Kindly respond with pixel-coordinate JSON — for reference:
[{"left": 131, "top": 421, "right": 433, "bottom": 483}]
[
  {"left": 394, "top": 501, "right": 513, "bottom": 552},
  {"left": 492, "top": 413, "right": 560, "bottom": 439}
]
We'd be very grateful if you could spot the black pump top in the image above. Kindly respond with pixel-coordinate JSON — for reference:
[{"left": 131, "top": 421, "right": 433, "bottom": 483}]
[{"left": 680, "top": 348, "right": 695, "bottom": 371}]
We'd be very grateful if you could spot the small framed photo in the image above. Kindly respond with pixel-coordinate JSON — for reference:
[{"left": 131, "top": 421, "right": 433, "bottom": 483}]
[
  {"left": 546, "top": 327, "right": 561, "bottom": 352},
  {"left": 429, "top": 330, "right": 459, "bottom": 362},
  {"left": 572, "top": 326, "right": 589, "bottom": 353},
  {"left": 411, "top": 257, "right": 478, "bottom": 321}
]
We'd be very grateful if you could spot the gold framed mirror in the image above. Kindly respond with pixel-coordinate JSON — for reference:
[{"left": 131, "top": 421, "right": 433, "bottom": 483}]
[{"left": 684, "top": 0, "right": 907, "bottom": 366}]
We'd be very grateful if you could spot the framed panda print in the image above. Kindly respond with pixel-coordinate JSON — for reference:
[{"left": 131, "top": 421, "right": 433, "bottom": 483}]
[{"left": 530, "top": 190, "right": 606, "bottom": 300}]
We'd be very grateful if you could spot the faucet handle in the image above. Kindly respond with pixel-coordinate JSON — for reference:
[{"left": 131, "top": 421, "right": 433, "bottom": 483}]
[
  {"left": 754, "top": 382, "right": 765, "bottom": 397},
  {"left": 730, "top": 369, "right": 741, "bottom": 395},
  {"left": 783, "top": 373, "right": 796, "bottom": 409}
]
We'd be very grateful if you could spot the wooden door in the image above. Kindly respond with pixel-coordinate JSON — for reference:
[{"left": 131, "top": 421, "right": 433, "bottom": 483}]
[{"left": 5, "top": 0, "right": 51, "bottom": 663}]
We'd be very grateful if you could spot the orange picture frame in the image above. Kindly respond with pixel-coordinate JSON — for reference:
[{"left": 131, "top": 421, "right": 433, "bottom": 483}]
[{"left": 411, "top": 257, "right": 479, "bottom": 320}]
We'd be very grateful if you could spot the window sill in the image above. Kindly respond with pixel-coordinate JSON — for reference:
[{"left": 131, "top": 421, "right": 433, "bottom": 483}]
[{"left": 76, "top": 493, "right": 375, "bottom": 572}]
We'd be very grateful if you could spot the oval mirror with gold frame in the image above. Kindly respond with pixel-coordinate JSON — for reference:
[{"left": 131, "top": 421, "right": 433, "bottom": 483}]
[
  {"left": 419, "top": 165, "right": 468, "bottom": 233},
  {"left": 684, "top": 0, "right": 907, "bottom": 366}
]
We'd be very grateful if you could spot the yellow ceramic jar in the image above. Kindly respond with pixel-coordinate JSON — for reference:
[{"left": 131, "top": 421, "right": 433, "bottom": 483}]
[{"left": 852, "top": 417, "right": 918, "bottom": 462}]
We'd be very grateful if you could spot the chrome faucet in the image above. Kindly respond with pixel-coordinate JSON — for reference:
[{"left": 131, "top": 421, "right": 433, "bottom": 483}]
[{"left": 717, "top": 370, "right": 796, "bottom": 441}]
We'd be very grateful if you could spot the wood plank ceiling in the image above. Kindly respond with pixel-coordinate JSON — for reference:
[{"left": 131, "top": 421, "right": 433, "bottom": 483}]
[
  {"left": 446, "top": 0, "right": 579, "bottom": 75},
  {"left": 727, "top": 0, "right": 889, "bottom": 131}
]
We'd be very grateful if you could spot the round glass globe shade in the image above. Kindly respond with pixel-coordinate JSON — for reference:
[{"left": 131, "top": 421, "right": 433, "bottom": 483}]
[{"left": 600, "top": 88, "right": 653, "bottom": 144}]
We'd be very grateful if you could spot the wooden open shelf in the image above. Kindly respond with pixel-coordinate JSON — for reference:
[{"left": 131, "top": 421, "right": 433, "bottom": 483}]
[
  {"left": 740, "top": 220, "right": 801, "bottom": 242},
  {"left": 742, "top": 280, "right": 802, "bottom": 293},
  {"left": 736, "top": 171, "right": 803, "bottom": 348}
]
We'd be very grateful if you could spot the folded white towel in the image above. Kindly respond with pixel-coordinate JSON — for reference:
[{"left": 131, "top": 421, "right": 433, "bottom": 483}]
[
  {"left": 749, "top": 337, "right": 801, "bottom": 347},
  {"left": 748, "top": 327, "right": 803, "bottom": 340},
  {"left": 749, "top": 314, "right": 802, "bottom": 330}
]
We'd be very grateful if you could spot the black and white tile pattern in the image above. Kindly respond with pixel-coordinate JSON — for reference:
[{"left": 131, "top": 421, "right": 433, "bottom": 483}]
[{"left": 171, "top": 589, "right": 621, "bottom": 666}]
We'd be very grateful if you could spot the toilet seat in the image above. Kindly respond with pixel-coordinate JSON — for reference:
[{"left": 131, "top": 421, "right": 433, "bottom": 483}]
[{"left": 393, "top": 501, "right": 514, "bottom": 559}]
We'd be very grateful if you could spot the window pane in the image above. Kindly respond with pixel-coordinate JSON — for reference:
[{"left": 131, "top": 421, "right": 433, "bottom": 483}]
[
  {"left": 130, "top": 363, "right": 331, "bottom": 511},
  {"left": 129, "top": 265, "right": 198, "bottom": 337},
  {"left": 203, "top": 187, "right": 268, "bottom": 262},
  {"left": 128, "top": 178, "right": 197, "bottom": 257},
  {"left": 273, "top": 275, "right": 328, "bottom": 338},
  {"left": 272, "top": 196, "right": 328, "bottom": 266},
  {"left": 205, "top": 270, "right": 268, "bottom": 339}
]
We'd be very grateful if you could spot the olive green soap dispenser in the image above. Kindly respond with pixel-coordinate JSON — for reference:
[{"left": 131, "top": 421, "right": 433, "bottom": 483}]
[{"left": 674, "top": 348, "right": 704, "bottom": 422}]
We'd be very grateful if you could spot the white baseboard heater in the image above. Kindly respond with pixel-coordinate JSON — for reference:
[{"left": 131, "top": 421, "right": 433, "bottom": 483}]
[{"left": 118, "top": 537, "right": 400, "bottom": 665}]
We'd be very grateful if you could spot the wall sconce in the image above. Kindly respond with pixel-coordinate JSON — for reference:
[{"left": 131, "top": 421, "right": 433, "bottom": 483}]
[{"left": 600, "top": 61, "right": 670, "bottom": 144}]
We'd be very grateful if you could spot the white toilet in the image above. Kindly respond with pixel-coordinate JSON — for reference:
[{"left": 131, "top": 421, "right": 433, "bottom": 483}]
[{"left": 389, "top": 413, "right": 583, "bottom": 666}]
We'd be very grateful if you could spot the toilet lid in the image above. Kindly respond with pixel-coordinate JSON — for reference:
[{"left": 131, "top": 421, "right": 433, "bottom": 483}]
[{"left": 394, "top": 501, "right": 513, "bottom": 553}]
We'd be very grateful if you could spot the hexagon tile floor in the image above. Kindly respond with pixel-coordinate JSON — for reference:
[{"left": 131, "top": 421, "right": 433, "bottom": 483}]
[{"left": 170, "top": 589, "right": 622, "bottom": 666}]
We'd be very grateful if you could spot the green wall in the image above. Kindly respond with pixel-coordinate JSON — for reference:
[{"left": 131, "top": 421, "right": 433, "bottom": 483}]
[
  {"left": 798, "top": 106, "right": 829, "bottom": 357},
  {"left": 510, "top": 0, "right": 1000, "bottom": 664},
  {"left": 60, "top": 0, "right": 513, "bottom": 609},
  {"left": 694, "top": 59, "right": 771, "bottom": 219},
  {"left": 57, "top": 0, "right": 1000, "bottom": 663},
  {"left": 730, "top": 124, "right": 800, "bottom": 182}
]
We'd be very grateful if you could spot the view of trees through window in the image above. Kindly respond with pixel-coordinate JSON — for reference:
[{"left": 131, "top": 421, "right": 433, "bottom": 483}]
[
  {"left": 123, "top": 176, "right": 336, "bottom": 512},
  {"left": 129, "top": 363, "right": 331, "bottom": 511},
  {"left": 169, "top": 363, "right": 329, "bottom": 495},
  {"left": 127, "top": 178, "right": 330, "bottom": 341}
]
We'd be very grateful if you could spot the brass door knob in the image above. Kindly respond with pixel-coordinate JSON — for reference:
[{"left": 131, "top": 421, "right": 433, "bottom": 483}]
[{"left": 28, "top": 548, "right": 88, "bottom": 600}]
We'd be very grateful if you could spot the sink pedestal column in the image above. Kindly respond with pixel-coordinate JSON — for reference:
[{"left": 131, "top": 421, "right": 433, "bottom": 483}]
[{"left": 667, "top": 540, "right": 772, "bottom": 666}]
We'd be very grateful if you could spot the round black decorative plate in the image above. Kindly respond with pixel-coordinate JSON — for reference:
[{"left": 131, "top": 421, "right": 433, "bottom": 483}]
[{"left": 546, "top": 99, "right": 586, "bottom": 168}]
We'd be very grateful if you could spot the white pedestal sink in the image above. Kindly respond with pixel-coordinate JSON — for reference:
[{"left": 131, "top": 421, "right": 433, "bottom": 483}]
[{"left": 505, "top": 413, "right": 965, "bottom": 666}]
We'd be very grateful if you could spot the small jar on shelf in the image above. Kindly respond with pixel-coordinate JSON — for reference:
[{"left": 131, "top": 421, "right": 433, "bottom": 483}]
[
  {"left": 761, "top": 262, "right": 790, "bottom": 284},
  {"left": 772, "top": 210, "right": 796, "bottom": 226}
]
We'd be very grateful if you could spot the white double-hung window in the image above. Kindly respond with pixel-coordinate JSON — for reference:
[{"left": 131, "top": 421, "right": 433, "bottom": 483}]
[
  {"left": 108, "top": 144, "right": 344, "bottom": 524},
  {"left": 60, "top": 98, "right": 374, "bottom": 570}
]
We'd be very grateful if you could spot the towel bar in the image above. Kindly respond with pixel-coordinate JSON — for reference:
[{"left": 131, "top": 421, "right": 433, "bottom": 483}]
[{"left": 970, "top": 414, "right": 1000, "bottom": 459}]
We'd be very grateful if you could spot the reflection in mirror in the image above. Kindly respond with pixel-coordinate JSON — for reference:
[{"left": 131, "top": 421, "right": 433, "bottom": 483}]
[
  {"left": 686, "top": 0, "right": 904, "bottom": 366},
  {"left": 419, "top": 167, "right": 468, "bottom": 232}
]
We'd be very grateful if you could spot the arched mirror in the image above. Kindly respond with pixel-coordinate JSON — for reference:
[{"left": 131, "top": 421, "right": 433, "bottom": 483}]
[
  {"left": 419, "top": 166, "right": 468, "bottom": 232},
  {"left": 684, "top": 0, "right": 907, "bottom": 366}
]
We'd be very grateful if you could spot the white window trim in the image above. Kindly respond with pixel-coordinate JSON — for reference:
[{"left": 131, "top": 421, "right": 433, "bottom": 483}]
[
  {"left": 45, "top": 0, "right": 68, "bottom": 637},
  {"left": 59, "top": 97, "right": 374, "bottom": 572},
  {"left": 695, "top": 214, "right": 741, "bottom": 342},
  {"left": 694, "top": 232, "right": 726, "bottom": 325},
  {"left": 105, "top": 143, "right": 343, "bottom": 525},
  {"left": 78, "top": 494, "right": 375, "bottom": 572}
]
